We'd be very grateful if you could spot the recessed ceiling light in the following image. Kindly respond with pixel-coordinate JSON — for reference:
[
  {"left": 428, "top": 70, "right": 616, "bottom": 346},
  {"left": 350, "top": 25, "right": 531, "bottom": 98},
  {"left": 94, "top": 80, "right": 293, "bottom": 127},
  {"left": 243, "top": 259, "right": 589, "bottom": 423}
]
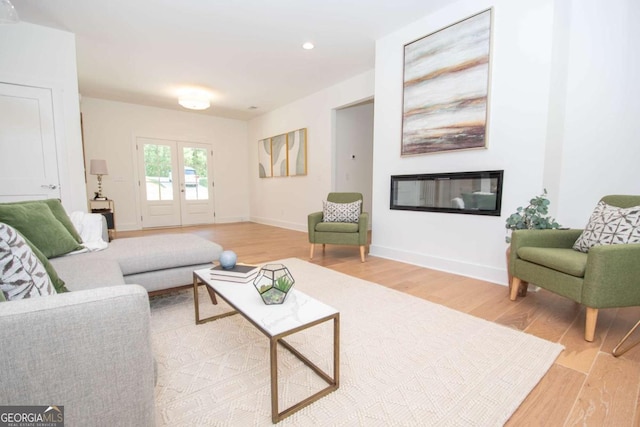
[
  {"left": 248, "top": 106, "right": 258, "bottom": 110},
  {"left": 302, "top": 42, "right": 314, "bottom": 50}
]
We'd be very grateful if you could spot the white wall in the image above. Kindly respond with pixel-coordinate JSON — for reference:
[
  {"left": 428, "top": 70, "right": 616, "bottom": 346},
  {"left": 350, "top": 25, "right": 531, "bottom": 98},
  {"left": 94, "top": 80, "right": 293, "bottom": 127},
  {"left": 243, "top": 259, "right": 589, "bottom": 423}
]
[
  {"left": 0, "top": 22, "right": 86, "bottom": 212},
  {"left": 371, "top": 0, "right": 640, "bottom": 285},
  {"left": 371, "top": 0, "right": 557, "bottom": 284},
  {"left": 81, "top": 98, "right": 249, "bottom": 230},
  {"left": 335, "top": 101, "right": 374, "bottom": 225},
  {"left": 248, "top": 70, "right": 375, "bottom": 231},
  {"left": 554, "top": 0, "right": 640, "bottom": 226}
]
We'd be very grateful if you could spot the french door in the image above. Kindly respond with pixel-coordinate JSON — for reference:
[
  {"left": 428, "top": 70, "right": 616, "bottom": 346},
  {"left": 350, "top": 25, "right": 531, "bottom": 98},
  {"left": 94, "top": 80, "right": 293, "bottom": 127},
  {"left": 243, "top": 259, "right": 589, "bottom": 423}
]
[
  {"left": 137, "top": 137, "right": 214, "bottom": 228},
  {"left": 0, "top": 83, "right": 61, "bottom": 201}
]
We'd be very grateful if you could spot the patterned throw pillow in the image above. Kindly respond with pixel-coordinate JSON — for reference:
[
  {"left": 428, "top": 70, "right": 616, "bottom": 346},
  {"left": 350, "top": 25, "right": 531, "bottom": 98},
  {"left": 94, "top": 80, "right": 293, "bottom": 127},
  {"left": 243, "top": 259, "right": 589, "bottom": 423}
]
[
  {"left": 573, "top": 201, "right": 640, "bottom": 253},
  {"left": 322, "top": 200, "right": 362, "bottom": 223},
  {"left": 0, "top": 223, "right": 56, "bottom": 301}
]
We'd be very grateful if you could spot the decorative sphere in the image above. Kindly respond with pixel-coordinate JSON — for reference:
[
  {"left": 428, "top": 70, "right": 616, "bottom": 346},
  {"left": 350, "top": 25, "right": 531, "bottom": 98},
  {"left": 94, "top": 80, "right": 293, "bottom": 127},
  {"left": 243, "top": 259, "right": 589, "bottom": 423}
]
[{"left": 219, "top": 250, "right": 237, "bottom": 269}]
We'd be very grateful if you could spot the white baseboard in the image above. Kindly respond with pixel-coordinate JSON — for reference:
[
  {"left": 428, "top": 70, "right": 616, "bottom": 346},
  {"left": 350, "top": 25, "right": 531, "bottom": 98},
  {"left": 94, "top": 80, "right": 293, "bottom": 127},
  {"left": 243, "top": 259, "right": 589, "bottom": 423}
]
[
  {"left": 116, "top": 218, "right": 247, "bottom": 231},
  {"left": 250, "top": 216, "right": 306, "bottom": 232},
  {"left": 369, "top": 243, "right": 509, "bottom": 287},
  {"left": 215, "top": 216, "right": 247, "bottom": 224}
]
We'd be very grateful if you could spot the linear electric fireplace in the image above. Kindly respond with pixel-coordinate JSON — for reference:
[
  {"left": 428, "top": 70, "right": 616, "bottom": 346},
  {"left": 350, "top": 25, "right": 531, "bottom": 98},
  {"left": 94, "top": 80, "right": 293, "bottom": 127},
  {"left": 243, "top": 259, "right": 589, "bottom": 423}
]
[{"left": 390, "top": 170, "right": 504, "bottom": 216}]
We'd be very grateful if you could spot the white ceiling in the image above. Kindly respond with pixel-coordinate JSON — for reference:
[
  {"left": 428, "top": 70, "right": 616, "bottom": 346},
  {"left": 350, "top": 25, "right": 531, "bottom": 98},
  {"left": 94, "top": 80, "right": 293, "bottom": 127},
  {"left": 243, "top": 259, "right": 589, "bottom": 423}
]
[{"left": 14, "top": 0, "right": 449, "bottom": 120}]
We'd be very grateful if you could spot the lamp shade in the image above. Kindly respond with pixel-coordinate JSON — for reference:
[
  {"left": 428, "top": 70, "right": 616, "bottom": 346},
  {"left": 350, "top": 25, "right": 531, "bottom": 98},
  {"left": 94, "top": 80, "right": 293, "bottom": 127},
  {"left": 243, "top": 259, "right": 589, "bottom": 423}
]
[
  {"left": 89, "top": 159, "right": 108, "bottom": 175},
  {"left": 0, "top": 0, "right": 19, "bottom": 24}
]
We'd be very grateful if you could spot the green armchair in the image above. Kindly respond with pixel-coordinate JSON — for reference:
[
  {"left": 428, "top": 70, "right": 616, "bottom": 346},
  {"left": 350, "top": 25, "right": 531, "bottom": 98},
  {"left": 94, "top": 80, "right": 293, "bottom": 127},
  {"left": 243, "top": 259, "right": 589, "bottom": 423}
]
[
  {"left": 308, "top": 192, "right": 369, "bottom": 262},
  {"left": 509, "top": 195, "right": 640, "bottom": 342}
]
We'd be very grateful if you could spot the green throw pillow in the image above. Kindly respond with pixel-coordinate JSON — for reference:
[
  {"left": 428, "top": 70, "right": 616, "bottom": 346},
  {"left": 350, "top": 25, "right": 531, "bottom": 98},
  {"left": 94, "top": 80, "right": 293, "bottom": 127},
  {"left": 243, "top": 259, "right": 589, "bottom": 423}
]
[
  {"left": 1, "top": 199, "right": 82, "bottom": 243},
  {"left": 22, "top": 234, "right": 69, "bottom": 293},
  {"left": 0, "top": 204, "right": 83, "bottom": 258}
]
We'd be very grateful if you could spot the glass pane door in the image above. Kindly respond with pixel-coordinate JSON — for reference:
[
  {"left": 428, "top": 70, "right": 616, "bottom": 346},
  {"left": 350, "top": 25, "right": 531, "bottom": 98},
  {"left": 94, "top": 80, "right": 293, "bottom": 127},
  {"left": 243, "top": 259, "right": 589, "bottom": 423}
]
[
  {"left": 182, "top": 146, "right": 209, "bottom": 201},
  {"left": 144, "top": 143, "right": 174, "bottom": 201}
]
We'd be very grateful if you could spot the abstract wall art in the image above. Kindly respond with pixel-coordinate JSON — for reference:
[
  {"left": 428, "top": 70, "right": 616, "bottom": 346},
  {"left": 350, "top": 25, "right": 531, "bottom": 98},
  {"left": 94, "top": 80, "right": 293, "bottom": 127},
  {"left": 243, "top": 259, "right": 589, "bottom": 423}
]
[
  {"left": 257, "top": 128, "right": 307, "bottom": 178},
  {"left": 401, "top": 9, "right": 493, "bottom": 156},
  {"left": 287, "top": 128, "right": 307, "bottom": 176},
  {"left": 271, "top": 134, "right": 287, "bottom": 177},
  {"left": 258, "top": 138, "right": 272, "bottom": 178}
]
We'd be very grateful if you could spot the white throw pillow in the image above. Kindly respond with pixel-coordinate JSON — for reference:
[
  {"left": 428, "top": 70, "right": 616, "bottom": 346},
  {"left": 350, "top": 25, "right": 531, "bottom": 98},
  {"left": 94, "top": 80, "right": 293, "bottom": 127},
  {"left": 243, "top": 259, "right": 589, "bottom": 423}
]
[
  {"left": 573, "top": 201, "right": 640, "bottom": 253},
  {"left": 322, "top": 200, "right": 362, "bottom": 223},
  {"left": 0, "top": 222, "right": 55, "bottom": 300}
]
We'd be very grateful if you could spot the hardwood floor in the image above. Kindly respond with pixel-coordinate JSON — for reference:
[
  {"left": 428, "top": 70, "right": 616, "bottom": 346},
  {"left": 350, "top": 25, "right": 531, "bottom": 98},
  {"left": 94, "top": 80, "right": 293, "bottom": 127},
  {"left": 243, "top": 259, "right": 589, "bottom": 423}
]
[{"left": 119, "top": 222, "right": 640, "bottom": 426}]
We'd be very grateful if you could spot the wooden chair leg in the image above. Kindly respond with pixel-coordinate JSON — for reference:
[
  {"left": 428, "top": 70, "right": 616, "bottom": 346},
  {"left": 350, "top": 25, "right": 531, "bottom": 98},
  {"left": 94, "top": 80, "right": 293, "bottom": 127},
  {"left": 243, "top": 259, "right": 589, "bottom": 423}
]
[
  {"left": 309, "top": 244, "right": 314, "bottom": 259},
  {"left": 518, "top": 281, "right": 529, "bottom": 297},
  {"left": 359, "top": 245, "right": 366, "bottom": 262},
  {"left": 585, "top": 307, "right": 598, "bottom": 342},
  {"left": 322, "top": 244, "right": 326, "bottom": 254},
  {"left": 510, "top": 277, "right": 521, "bottom": 301}
]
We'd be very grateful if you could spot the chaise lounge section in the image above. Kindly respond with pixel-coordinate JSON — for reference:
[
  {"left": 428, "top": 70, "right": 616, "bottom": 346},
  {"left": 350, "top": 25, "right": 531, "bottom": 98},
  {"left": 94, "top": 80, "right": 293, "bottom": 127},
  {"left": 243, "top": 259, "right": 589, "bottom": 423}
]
[{"left": 49, "top": 233, "right": 223, "bottom": 292}]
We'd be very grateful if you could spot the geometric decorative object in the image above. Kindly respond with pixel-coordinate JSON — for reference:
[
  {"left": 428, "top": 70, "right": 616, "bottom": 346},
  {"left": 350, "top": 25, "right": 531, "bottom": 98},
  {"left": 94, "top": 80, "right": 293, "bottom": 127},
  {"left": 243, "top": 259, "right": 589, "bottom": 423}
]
[
  {"left": 89, "top": 159, "right": 109, "bottom": 198},
  {"left": 218, "top": 250, "right": 238, "bottom": 269},
  {"left": 258, "top": 128, "right": 307, "bottom": 178},
  {"left": 252, "top": 263, "right": 295, "bottom": 304},
  {"left": 402, "top": 9, "right": 492, "bottom": 156}
]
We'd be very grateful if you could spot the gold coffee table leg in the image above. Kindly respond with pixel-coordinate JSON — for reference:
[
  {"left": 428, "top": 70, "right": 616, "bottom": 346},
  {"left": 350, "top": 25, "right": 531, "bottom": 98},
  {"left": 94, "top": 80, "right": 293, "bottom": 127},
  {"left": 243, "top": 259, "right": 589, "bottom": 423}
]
[
  {"left": 270, "top": 313, "right": 340, "bottom": 423},
  {"left": 193, "top": 272, "right": 237, "bottom": 325}
]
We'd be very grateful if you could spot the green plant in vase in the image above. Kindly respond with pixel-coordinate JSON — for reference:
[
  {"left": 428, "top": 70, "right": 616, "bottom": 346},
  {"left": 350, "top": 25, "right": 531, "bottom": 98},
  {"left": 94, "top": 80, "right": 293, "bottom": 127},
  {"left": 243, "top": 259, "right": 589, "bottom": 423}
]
[
  {"left": 254, "top": 264, "right": 295, "bottom": 304},
  {"left": 505, "top": 189, "right": 561, "bottom": 243}
]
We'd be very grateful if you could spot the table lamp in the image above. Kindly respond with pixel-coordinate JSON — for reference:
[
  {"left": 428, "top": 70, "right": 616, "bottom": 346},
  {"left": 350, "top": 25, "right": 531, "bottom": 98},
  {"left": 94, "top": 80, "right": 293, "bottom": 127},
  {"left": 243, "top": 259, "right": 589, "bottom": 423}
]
[{"left": 90, "top": 159, "right": 109, "bottom": 199}]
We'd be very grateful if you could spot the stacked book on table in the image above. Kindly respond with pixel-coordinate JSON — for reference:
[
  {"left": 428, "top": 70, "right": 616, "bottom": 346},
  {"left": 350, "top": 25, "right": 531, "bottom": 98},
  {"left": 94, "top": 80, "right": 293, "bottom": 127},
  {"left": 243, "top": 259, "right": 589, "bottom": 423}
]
[{"left": 210, "top": 263, "right": 259, "bottom": 283}]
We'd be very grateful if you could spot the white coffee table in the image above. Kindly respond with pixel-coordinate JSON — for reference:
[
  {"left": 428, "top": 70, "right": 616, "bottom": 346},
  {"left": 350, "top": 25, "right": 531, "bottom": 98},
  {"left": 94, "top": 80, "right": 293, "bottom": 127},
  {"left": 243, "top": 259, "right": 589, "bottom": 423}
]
[{"left": 193, "top": 267, "right": 340, "bottom": 423}]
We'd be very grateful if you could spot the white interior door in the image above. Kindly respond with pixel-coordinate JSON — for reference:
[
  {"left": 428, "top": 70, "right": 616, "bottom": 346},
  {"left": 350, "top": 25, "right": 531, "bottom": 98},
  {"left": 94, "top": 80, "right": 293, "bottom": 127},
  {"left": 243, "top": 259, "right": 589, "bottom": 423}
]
[
  {"left": 137, "top": 137, "right": 214, "bottom": 228},
  {"left": 0, "top": 83, "right": 61, "bottom": 201}
]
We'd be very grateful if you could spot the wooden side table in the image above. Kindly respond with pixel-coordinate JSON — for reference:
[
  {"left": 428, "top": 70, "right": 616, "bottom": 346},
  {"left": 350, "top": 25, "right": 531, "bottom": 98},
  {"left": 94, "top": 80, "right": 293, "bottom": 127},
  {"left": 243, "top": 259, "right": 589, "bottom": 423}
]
[{"left": 89, "top": 199, "right": 115, "bottom": 240}]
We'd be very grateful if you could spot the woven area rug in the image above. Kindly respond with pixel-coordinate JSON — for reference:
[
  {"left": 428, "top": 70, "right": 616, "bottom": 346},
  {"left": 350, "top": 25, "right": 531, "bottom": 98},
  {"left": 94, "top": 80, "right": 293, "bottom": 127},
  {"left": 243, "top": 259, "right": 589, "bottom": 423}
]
[{"left": 150, "top": 258, "right": 562, "bottom": 426}]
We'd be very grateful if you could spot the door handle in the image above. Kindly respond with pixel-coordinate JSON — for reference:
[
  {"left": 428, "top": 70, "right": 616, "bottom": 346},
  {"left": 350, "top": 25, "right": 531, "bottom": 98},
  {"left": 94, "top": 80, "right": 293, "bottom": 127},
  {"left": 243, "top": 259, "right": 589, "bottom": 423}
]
[{"left": 41, "top": 184, "right": 58, "bottom": 190}]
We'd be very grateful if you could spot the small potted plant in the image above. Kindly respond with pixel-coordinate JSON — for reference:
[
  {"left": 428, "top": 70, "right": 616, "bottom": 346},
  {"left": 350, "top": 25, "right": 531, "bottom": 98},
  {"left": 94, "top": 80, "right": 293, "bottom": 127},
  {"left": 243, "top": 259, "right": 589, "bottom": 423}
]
[
  {"left": 505, "top": 190, "right": 561, "bottom": 296},
  {"left": 253, "top": 264, "right": 295, "bottom": 305},
  {"left": 505, "top": 189, "right": 561, "bottom": 243}
]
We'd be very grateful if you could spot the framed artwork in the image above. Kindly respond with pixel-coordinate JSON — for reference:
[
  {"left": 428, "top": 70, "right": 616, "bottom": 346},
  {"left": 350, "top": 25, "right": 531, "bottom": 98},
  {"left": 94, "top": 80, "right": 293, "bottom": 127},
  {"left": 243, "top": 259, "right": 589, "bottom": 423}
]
[
  {"left": 271, "top": 134, "right": 287, "bottom": 177},
  {"left": 258, "top": 138, "right": 272, "bottom": 178},
  {"left": 287, "top": 128, "right": 307, "bottom": 176},
  {"left": 401, "top": 8, "right": 492, "bottom": 156},
  {"left": 258, "top": 128, "right": 308, "bottom": 178}
]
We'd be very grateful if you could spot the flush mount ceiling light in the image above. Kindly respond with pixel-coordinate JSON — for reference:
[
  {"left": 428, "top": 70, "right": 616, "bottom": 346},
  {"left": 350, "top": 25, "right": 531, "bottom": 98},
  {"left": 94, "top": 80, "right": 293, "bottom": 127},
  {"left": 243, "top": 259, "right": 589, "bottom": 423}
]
[
  {"left": 302, "top": 42, "right": 315, "bottom": 50},
  {"left": 0, "top": 0, "right": 19, "bottom": 24},
  {"left": 178, "top": 92, "right": 210, "bottom": 110}
]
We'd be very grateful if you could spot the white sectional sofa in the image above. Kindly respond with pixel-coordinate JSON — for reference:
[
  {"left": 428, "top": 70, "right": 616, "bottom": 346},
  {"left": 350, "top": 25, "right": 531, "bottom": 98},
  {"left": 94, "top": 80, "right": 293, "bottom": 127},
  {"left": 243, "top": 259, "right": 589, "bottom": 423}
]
[{"left": 0, "top": 199, "right": 223, "bottom": 426}]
